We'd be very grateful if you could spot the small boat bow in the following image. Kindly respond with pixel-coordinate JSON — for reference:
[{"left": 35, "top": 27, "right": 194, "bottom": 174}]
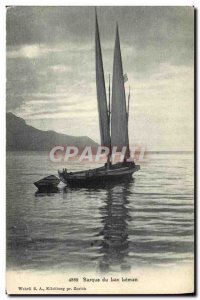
[{"left": 34, "top": 175, "right": 60, "bottom": 191}]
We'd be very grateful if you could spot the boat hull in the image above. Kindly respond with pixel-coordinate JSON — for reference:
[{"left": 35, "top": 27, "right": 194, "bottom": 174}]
[
  {"left": 34, "top": 175, "right": 60, "bottom": 191},
  {"left": 58, "top": 164, "right": 140, "bottom": 187},
  {"left": 34, "top": 182, "right": 59, "bottom": 191}
]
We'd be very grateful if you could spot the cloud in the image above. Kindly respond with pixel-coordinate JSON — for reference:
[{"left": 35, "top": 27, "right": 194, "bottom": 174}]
[
  {"left": 7, "top": 43, "right": 65, "bottom": 59},
  {"left": 49, "top": 65, "right": 71, "bottom": 73}
]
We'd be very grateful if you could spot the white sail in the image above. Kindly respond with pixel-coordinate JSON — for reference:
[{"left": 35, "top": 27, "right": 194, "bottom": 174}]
[
  {"left": 111, "top": 24, "right": 129, "bottom": 151},
  {"left": 95, "top": 13, "right": 110, "bottom": 147}
]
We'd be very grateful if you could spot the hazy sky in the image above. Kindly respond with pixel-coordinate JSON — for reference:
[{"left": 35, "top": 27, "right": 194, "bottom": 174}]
[{"left": 6, "top": 6, "right": 194, "bottom": 151}]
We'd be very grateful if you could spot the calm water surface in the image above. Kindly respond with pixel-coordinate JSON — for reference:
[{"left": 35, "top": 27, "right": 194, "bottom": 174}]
[{"left": 7, "top": 152, "right": 194, "bottom": 273}]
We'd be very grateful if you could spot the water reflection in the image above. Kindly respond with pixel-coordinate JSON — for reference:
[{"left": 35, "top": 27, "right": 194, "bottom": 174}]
[
  {"left": 98, "top": 180, "right": 133, "bottom": 272},
  {"left": 35, "top": 187, "right": 60, "bottom": 197},
  {"left": 61, "top": 179, "right": 134, "bottom": 272}
]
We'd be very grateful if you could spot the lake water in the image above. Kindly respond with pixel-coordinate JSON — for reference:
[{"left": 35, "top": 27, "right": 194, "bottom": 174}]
[{"left": 6, "top": 152, "right": 194, "bottom": 273}]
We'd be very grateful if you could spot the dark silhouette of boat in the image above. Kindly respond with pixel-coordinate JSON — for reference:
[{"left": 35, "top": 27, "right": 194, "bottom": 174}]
[
  {"left": 58, "top": 11, "right": 140, "bottom": 186},
  {"left": 34, "top": 175, "right": 60, "bottom": 191},
  {"left": 58, "top": 163, "right": 139, "bottom": 187}
]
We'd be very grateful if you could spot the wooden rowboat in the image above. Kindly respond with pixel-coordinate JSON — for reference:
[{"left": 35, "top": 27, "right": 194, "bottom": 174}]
[
  {"left": 58, "top": 162, "right": 140, "bottom": 187},
  {"left": 34, "top": 175, "right": 60, "bottom": 191}
]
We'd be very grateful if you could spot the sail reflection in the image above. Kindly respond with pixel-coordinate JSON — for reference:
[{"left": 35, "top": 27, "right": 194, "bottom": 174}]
[{"left": 98, "top": 180, "right": 133, "bottom": 272}]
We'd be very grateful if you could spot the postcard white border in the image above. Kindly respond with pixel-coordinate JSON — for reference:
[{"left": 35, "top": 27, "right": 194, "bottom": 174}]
[{"left": 0, "top": 1, "right": 198, "bottom": 299}]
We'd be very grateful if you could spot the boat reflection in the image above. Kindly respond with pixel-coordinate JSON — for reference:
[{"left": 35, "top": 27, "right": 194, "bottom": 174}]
[
  {"left": 34, "top": 178, "right": 133, "bottom": 272},
  {"left": 34, "top": 187, "right": 60, "bottom": 197},
  {"left": 98, "top": 179, "right": 133, "bottom": 272}
]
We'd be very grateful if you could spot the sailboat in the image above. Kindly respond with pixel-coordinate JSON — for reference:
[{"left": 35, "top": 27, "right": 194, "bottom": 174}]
[{"left": 58, "top": 12, "right": 140, "bottom": 187}]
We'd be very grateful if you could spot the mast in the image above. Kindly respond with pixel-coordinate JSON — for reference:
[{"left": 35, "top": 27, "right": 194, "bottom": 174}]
[
  {"left": 127, "top": 85, "right": 130, "bottom": 120},
  {"left": 107, "top": 74, "right": 112, "bottom": 165},
  {"left": 109, "top": 74, "right": 111, "bottom": 119},
  {"left": 125, "top": 85, "right": 131, "bottom": 160}
]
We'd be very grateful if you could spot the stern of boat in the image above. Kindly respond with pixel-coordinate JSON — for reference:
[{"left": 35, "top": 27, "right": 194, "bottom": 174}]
[{"left": 58, "top": 170, "right": 67, "bottom": 184}]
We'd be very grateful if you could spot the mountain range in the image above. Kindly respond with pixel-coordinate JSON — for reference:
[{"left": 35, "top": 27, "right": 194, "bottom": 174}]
[{"left": 6, "top": 113, "right": 98, "bottom": 151}]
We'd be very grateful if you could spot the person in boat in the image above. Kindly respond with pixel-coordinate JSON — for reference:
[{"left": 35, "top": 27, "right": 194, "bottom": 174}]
[
  {"left": 63, "top": 168, "right": 67, "bottom": 175},
  {"left": 104, "top": 160, "right": 111, "bottom": 169},
  {"left": 123, "top": 160, "right": 135, "bottom": 168}
]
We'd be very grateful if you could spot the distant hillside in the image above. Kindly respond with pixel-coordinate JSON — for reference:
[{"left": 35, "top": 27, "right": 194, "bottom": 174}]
[{"left": 6, "top": 113, "right": 99, "bottom": 151}]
